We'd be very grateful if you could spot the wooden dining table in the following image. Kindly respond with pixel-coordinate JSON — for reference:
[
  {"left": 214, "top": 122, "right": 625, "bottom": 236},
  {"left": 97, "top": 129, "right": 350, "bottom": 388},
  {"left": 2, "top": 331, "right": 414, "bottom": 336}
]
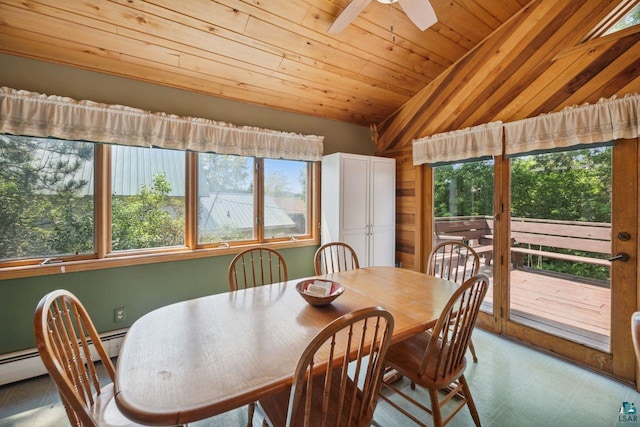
[{"left": 114, "top": 266, "right": 458, "bottom": 426}]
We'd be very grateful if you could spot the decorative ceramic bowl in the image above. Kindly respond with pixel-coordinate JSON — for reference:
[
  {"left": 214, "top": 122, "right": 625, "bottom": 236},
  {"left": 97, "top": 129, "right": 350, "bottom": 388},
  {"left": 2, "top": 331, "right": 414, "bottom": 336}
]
[{"left": 296, "top": 279, "right": 344, "bottom": 306}]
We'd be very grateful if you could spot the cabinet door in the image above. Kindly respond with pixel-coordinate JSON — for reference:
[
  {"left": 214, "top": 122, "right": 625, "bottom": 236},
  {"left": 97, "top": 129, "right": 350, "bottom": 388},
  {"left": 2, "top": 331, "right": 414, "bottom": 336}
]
[
  {"left": 341, "top": 155, "right": 370, "bottom": 265},
  {"left": 341, "top": 156, "right": 370, "bottom": 235},
  {"left": 369, "top": 158, "right": 396, "bottom": 266}
]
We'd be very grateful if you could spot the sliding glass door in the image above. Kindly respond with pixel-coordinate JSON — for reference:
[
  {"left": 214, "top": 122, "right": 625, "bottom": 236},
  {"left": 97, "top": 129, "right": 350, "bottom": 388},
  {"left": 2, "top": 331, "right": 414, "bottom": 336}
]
[
  {"left": 503, "top": 140, "right": 637, "bottom": 380},
  {"left": 508, "top": 146, "right": 612, "bottom": 349},
  {"left": 429, "top": 140, "right": 637, "bottom": 381},
  {"left": 432, "top": 159, "right": 497, "bottom": 326}
]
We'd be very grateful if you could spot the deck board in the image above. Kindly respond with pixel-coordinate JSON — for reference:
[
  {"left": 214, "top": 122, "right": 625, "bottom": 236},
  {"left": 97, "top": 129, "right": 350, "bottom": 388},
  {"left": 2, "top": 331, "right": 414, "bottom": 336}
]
[{"left": 481, "top": 267, "right": 611, "bottom": 347}]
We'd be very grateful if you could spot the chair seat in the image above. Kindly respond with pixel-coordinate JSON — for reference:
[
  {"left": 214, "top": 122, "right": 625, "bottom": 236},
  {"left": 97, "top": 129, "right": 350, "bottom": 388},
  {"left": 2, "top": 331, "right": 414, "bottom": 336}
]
[
  {"left": 384, "top": 331, "right": 467, "bottom": 390},
  {"left": 260, "top": 368, "right": 369, "bottom": 427},
  {"left": 92, "top": 383, "right": 148, "bottom": 426},
  {"left": 380, "top": 275, "right": 487, "bottom": 427}
]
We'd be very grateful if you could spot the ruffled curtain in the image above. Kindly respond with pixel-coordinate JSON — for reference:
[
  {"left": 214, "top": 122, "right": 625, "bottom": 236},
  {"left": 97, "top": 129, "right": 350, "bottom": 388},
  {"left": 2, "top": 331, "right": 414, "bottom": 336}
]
[
  {"left": 0, "top": 87, "right": 324, "bottom": 161},
  {"left": 504, "top": 93, "right": 640, "bottom": 155},
  {"left": 413, "top": 121, "right": 503, "bottom": 165}
]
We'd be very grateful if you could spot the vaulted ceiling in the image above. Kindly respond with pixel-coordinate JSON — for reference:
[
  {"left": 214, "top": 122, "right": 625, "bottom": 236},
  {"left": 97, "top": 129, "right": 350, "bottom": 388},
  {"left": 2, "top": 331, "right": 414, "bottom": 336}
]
[
  {"left": 0, "top": 0, "right": 527, "bottom": 125},
  {"left": 376, "top": 0, "right": 640, "bottom": 153},
  {"left": 0, "top": 0, "right": 638, "bottom": 153}
]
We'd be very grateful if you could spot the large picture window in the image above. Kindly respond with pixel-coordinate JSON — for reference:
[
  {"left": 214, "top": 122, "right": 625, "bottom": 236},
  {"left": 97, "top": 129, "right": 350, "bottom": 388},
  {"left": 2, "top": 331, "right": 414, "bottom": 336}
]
[
  {"left": 0, "top": 136, "right": 317, "bottom": 268},
  {"left": 0, "top": 87, "right": 322, "bottom": 273}
]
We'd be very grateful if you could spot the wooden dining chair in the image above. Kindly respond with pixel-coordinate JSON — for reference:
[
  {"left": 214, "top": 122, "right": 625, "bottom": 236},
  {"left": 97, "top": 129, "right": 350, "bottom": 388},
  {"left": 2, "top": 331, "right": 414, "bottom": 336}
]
[
  {"left": 258, "top": 306, "right": 394, "bottom": 427},
  {"left": 380, "top": 274, "right": 489, "bottom": 427},
  {"left": 228, "top": 247, "right": 287, "bottom": 425},
  {"left": 632, "top": 312, "right": 640, "bottom": 366},
  {"left": 33, "top": 289, "right": 146, "bottom": 427},
  {"left": 427, "top": 241, "right": 481, "bottom": 363},
  {"left": 427, "top": 241, "right": 480, "bottom": 286},
  {"left": 314, "top": 242, "right": 360, "bottom": 275},
  {"left": 228, "top": 247, "right": 288, "bottom": 291}
]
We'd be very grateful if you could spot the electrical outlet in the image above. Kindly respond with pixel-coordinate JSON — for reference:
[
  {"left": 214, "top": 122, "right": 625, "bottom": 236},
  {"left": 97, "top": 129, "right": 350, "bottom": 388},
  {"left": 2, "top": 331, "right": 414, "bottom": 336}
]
[{"left": 114, "top": 307, "right": 126, "bottom": 322}]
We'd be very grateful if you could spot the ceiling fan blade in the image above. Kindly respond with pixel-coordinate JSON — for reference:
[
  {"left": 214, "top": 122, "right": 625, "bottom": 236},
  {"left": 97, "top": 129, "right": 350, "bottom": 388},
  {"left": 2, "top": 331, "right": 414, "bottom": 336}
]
[
  {"left": 398, "top": 0, "right": 437, "bottom": 31},
  {"left": 328, "top": 0, "right": 373, "bottom": 33}
]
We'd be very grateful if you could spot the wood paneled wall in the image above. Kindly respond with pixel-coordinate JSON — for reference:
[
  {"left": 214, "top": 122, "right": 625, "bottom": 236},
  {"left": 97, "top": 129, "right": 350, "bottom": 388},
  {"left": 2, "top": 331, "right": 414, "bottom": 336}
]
[
  {"left": 376, "top": 0, "right": 640, "bottom": 153},
  {"left": 375, "top": 0, "right": 640, "bottom": 267}
]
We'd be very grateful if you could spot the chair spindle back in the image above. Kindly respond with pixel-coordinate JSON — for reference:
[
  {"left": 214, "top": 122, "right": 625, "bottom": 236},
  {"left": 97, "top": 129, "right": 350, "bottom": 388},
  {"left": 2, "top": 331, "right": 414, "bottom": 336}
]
[
  {"left": 314, "top": 242, "right": 360, "bottom": 275},
  {"left": 420, "top": 274, "right": 489, "bottom": 381},
  {"left": 228, "top": 247, "right": 288, "bottom": 291},
  {"left": 287, "top": 307, "right": 394, "bottom": 426},
  {"left": 34, "top": 289, "right": 116, "bottom": 427},
  {"left": 427, "top": 241, "right": 480, "bottom": 285}
]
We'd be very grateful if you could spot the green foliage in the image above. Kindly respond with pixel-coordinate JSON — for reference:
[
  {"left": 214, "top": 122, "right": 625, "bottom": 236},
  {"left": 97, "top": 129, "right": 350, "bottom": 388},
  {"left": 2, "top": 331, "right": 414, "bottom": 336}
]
[
  {"left": 434, "top": 148, "right": 611, "bottom": 222},
  {"left": 434, "top": 147, "right": 612, "bottom": 282},
  {"left": 265, "top": 170, "right": 291, "bottom": 196},
  {"left": 112, "top": 173, "right": 184, "bottom": 251},
  {"left": 608, "top": 4, "right": 640, "bottom": 34},
  {"left": 511, "top": 149, "right": 610, "bottom": 222},
  {"left": 433, "top": 160, "right": 494, "bottom": 217},
  {"left": 48, "top": 193, "right": 94, "bottom": 254},
  {"left": 0, "top": 136, "right": 94, "bottom": 259},
  {"left": 200, "top": 154, "right": 250, "bottom": 193}
]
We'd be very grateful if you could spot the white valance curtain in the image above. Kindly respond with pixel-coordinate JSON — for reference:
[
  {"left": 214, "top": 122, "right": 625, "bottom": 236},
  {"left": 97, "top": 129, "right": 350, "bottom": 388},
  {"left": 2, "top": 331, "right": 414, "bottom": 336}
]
[
  {"left": 413, "top": 121, "right": 503, "bottom": 165},
  {"left": 504, "top": 93, "right": 640, "bottom": 155},
  {"left": 413, "top": 93, "right": 640, "bottom": 165},
  {"left": 0, "top": 87, "right": 324, "bottom": 161}
]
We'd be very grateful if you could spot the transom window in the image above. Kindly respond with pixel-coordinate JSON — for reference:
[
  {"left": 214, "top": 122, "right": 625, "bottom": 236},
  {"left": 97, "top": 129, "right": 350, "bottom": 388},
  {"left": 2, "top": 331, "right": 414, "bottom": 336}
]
[
  {"left": 585, "top": 0, "right": 640, "bottom": 40},
  {"left": 604, "top": 2, "right": 640, "bottom": 35}
]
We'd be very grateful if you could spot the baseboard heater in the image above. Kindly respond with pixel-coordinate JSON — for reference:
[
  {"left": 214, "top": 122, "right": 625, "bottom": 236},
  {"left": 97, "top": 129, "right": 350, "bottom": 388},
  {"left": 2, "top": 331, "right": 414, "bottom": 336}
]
[{"left": 0, "top": 328, "right": 127, "bottom": 386}]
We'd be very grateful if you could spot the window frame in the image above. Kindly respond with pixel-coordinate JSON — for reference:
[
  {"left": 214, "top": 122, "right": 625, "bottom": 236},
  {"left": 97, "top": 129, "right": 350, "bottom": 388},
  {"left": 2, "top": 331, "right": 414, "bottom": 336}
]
[
  {"left": 192, "top": 155, "right": 315, "bottom": 249},
  {"left": 583, "top": 0, "right": 640, "bottom": 41},
  {"left": 0, "top": 140, "right": 320, "bottom": 279}
]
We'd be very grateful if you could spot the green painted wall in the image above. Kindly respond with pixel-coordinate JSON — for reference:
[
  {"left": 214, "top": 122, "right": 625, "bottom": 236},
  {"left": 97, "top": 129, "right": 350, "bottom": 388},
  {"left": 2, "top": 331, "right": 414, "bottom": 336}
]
[
  {"left": 0, "top": 246, "right": 317, "bottom": 354},
  {"left": 0, "top": 54, "right": 371, "bottom": 355}
]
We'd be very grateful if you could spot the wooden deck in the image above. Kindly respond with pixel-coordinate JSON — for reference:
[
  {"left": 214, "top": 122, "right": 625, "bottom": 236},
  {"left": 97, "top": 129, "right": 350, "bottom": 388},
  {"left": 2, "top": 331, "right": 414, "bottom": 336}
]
[{"left": 480, "top": 267, "right": 611, "bottom": 350}]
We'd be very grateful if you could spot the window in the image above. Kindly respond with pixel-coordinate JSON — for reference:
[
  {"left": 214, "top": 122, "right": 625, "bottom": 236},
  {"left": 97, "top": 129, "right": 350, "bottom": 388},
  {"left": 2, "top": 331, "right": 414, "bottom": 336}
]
[
  {"left": 0, "top": 135, "right": 94, "bottom": 261},
  {"left": 432, "top": 159, "right": 495, "bottom": 314},
  {"left": 111, "top": 146, "right": 186, "bottom": 251},
  {"left": 0, "top": 87, "right": 322, "bottom": 272},
  {"left": 263, "top": 159, "right": 309, "bottom": 239},
  {"left": 510, "top": 147, "right": 611, "bottom": 281},
  {"left": 585, "top": 0, "right": 640, "bottom": 40},
  {"left": 0, "top": 135, "right": 317, "bottom": 268},
  {"left": 433, "top": 160, "right": 494, "bottom": 219},
  {"left": 604, "top": 2, "right": 640, "bottom": 35},
  {"left": 197, "top": 153, "right": 255, "bottom": 244},
  {"left": 196, "top": 155, "right": 312, "bottom": 246},
  {"left": 508, "top": 146, "right": 613, "bottom": 349}
]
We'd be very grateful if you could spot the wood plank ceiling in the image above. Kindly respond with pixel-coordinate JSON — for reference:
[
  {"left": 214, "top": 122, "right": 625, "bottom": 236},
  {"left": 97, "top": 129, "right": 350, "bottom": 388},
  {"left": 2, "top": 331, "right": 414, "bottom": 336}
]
[
  {"left": 0, "top": 0, "right": 527, "bottom": 127},
  {"left": 0, "top": 0, "right": 638, "bottom": 154},
  {"left": 376, "top": 0, "right": 640, "bottom": 153}
]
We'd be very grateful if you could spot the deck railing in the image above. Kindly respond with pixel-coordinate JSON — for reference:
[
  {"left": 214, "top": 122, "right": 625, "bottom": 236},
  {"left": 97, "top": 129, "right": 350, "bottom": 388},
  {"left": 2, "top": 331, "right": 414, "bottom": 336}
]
[{"left": 434, "top": 216, "right": 611, "bottom": 282}]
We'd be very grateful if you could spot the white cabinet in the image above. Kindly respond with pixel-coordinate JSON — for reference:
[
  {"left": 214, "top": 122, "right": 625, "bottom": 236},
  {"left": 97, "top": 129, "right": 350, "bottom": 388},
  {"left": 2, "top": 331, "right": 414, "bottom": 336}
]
[{"left": 321, "top": 153, "right": 396, "bottom": 267}]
